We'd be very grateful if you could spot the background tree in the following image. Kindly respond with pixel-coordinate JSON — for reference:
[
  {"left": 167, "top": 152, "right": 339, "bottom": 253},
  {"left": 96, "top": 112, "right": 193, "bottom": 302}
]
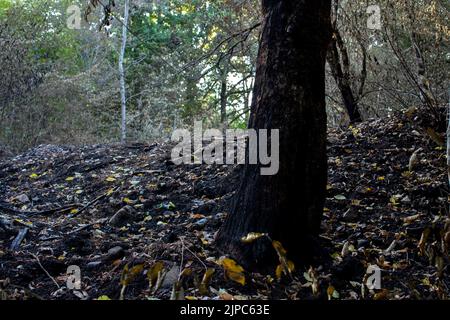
[{"left": 119, "top": 0, "right": 129, "bottom": 143}]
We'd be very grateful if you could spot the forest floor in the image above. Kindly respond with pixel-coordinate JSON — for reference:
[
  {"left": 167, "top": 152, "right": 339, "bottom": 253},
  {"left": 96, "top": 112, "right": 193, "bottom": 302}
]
[{"left": 0, "top": 114, "right": 449, "bottom": 300}]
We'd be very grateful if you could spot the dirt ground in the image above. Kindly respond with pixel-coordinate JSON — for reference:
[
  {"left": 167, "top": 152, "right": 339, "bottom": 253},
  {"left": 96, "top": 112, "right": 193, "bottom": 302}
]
[{"left": 0, "top": 114, "right": 449, "bottom": 300}]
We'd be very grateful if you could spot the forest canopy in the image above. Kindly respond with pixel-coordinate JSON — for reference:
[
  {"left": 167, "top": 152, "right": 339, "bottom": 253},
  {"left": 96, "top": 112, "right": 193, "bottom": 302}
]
[{"left": 0, "top": 0, "right": 448, "bottom": 154}]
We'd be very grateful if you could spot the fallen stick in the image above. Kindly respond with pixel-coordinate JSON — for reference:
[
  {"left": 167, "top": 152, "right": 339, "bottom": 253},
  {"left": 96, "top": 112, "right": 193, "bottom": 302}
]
[
  {"left": 0, "top": 202, "right": 81, "bottom": 216},
  {"left": 71, "top": 187, "right": 120, "bottom": 217},
  {"left": 30, "top": 253, "right": 60, "bottom": 289},
  {"left": 10, "top": 227, "right": 29, "bottom": 251}
]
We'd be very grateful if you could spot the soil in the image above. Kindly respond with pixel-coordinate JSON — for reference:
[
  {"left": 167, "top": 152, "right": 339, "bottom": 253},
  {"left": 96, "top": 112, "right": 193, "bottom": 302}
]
[{"left": 0, "top": 114, "right": 448, "bottom": 300}]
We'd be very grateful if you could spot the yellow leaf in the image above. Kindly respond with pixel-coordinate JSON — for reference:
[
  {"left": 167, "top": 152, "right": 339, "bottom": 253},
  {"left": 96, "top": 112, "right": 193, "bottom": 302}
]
[
  {"left": 179, "top": 268, "right": 192, "bottom": 278},
  {"left": 390, "top": 196, "right": 399, "bottom": 206},
  {"left": 377, "top": 176, "right": 385, "bottom": 181},
  {"left": 272, "top": 240, "right": 287, "bottom": 258},
  {"left": 70, "top": 209, "right": 79, "bottom": 214},
  {"left": 199, "top": 268, "right": 215, "bottom": 295},
  {"left": 275, "top": 264, "right": 283, "bottom": 280},
  {"left": 147, "top": 261, "right": 164, "bottom": 288},
  {"left": 287, "top": 260, "right": 295, "bottom": 273},
  {"left": 97, "top": 295, "right": 111, "bottom": 300},
  {"left": 106, "top": 177, "right": 116, "bottom": 182},
  {"left": 66, "top": 177, "right": 75, "bottom": 182},
  {"left": 120, "top": 264, "right": 144, "bottom": 286},
  {"left": 219, "top": 258, "right": 246, "bottom": 286},
  {"left": 14, "top": 219, "right": 33, "bottom": 227},
  {"left": 327, "top": 286, "right": 335, "bottom": 299},
  {"left": 241, "top": 232, "right": 267, "bottom": 244},
  {"left": 29, "top": 173, "right": 39, "bottom": 179},
  {"left": 122, "top": 197, "right": 133, "bottom": 204},
  {"left": 421, "top": 277, "right": 431, "bottom": 286},
  {"left": 75, "top": 190, "right": 83, "bottom": 194},
  {"left": 272, "top": 240, "right": 295, "bottom": 277}
]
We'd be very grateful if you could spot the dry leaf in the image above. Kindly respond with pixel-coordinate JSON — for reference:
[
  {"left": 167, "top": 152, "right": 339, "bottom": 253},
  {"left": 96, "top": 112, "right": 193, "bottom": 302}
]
[
  {"left": 403, "top": 214, "right": 422, "bottom": 225},
  {"left": 199, "top": 268, "right": 215, "bottom": 295},
  {"left": 241, "top": 232, "right": 267, "bottom": 244},
  {"left": 219, "top": 257, "right": 246, "bottom": 286},
  {"left": 147, "top": 261, "right": 164, "bottom": 289}
]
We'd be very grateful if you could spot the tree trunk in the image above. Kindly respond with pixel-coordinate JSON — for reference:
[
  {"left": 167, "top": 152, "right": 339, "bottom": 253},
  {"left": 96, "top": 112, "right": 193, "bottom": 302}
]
[
  {"left": 326, "top": 0, "right": 362, "bottom": 124},
  {"left": 220, "top": 67, "right": 228, "bottom": 128},
  {"left": 216, "top": 0, "right": 331, "bottom": 269},
  {"left": 119, "top": 0, "right": 129, "bottom": 143},
  {"left": 327, "top": 37, "right": 362, "bottom": 123}
]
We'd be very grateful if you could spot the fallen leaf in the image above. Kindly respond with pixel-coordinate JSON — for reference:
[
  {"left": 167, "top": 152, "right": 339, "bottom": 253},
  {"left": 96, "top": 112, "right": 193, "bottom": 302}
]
[
  {"left": 120, "top": 264, "right": 144, "bottom": 286},
  {"left": 199, "top": 268, "right": 215, "bottom": 295},
  {"left": 403, "top": 214, "right": 422, "bottom": 225},
  {"left": 219, "top": 257, "right": 246, "bottom": 286},
  {"left": 241, "top": 232, "right": 267, "bottom": 244},
  {"left": 147, "top": 261, "right": 164, "bottom": 289}
]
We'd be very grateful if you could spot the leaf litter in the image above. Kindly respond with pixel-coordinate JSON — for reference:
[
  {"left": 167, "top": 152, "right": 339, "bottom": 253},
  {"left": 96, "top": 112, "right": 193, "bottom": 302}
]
[{"left": 0, "top": 115, "right": 449, "bottom": 300}]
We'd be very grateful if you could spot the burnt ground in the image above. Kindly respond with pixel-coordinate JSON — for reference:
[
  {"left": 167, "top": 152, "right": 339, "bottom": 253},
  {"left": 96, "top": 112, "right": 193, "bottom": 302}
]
[{"left": 0, "top": 115, "right": 449, "bottom": 300}]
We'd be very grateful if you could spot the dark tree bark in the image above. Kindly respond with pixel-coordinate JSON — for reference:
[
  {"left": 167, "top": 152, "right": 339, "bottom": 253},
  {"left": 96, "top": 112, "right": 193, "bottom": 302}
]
[
  {"left": 327, "top": 33, "right": 362, "bottom": 123},
  {"left": 216, "top": 0, "right": 332, "bottom": 269},
  {"left": 219, "top": 67, "right": 228, "bottom": 127}
]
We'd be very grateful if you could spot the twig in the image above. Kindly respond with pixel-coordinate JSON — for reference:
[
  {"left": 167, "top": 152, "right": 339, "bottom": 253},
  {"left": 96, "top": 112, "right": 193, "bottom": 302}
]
[
  {"left": 0, "top": 202, "right": 80, "bottom": 217},
  {"left": 30, "top": 253, "right": 60, "bottom": 289},
  {"left": 10, "top": 227, "right": 29, "bottom": 251},
  {"left": 180, "top": 238, "right": 207, "bottom": 271},
  {"left": 178, "top": 237, "right": 186, "bottom": 282},
  {"left": 73, "top": 187, "right": 119, "bottom": 217}
]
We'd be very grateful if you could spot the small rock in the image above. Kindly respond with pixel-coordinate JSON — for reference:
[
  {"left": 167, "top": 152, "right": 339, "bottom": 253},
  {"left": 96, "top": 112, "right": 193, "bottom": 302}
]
[
  {"left": 109, "top": 206, "right": 135, "bottom": 227},
  {"left": 86, "top": 261, "right": 102, "bottom": 269},
  {"left": 15, "top": 194, "right": 30, "bottom": 203},
  {"left": 357, "top": 239, "right": 369, "bottom": 248},
  {"left": 194, "top": 218, "right": 208, "bottom": 228},
  {"left": 161, "top": 265, "right": 180, "bottom": 289},
  {"left": 104, "top": 246, "right": 125, "bottom": 261}
]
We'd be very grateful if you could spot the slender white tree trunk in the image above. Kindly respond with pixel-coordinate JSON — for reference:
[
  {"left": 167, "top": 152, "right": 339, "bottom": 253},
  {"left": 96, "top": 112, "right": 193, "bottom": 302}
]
[{"left": 119, "top": 0, "right": 130, "bottom": 143}]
